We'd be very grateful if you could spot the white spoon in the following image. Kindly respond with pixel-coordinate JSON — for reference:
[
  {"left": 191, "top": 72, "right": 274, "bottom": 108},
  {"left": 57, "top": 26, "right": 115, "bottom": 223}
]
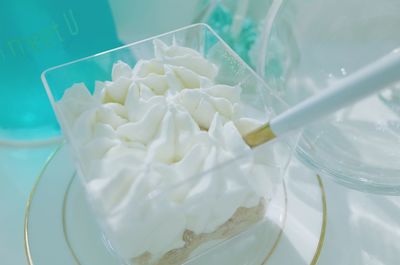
[{"left": 244, "top": 50, "right": 400, "bottom": 147}]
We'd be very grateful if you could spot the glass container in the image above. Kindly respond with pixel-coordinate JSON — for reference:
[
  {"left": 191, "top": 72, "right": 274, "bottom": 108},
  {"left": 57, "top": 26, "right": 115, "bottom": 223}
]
[{"left": 42, "top": 24, "right": 297, "bottom": 264}]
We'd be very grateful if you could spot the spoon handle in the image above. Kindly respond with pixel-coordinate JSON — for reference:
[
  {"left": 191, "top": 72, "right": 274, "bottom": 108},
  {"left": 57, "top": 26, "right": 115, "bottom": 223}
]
[{"left": 245, "top": 50, "right": 400, "bottom": 147}]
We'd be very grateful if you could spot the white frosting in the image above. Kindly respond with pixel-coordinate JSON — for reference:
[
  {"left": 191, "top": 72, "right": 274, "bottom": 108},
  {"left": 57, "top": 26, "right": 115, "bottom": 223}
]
[{"left": 58, "top": 40, "right": 274, "bottom": 263}]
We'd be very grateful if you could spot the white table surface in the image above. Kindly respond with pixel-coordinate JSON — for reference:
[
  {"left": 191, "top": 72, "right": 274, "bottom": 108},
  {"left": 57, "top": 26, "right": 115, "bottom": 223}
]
[{"left": 1, "top": 142, "right": 399, "bottom": 265}]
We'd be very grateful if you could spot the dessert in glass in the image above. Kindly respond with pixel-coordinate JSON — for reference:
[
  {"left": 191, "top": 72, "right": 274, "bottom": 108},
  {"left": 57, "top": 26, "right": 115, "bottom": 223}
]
[{"left": 42, "top": 24, "right": 294, "bottom": 265}]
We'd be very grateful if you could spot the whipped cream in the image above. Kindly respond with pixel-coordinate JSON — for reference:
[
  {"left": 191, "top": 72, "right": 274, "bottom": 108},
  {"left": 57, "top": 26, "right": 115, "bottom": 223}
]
[{"left": 58, "top": 39, "right": 275, "bottom": 263}]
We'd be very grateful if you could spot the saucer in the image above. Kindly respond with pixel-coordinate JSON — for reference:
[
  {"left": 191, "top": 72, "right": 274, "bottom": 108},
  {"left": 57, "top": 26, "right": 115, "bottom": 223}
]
[{"left": 24, "top": 144, "right": 326, "bottom": 265}]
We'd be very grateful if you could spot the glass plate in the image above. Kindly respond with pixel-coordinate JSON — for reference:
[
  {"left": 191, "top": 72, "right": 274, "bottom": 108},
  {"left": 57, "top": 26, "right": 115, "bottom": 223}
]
[{"left": 24, "top": 144, "right": 327, "bottom": 265}]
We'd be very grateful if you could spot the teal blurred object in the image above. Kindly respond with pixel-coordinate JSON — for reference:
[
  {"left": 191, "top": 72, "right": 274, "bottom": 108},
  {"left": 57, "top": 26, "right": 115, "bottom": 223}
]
[
  {"left": 207, "top": 1, "right": 258, "bottom": 66},
  {"left": 0, "top": 0, "right": 121, "bottom": 142}
]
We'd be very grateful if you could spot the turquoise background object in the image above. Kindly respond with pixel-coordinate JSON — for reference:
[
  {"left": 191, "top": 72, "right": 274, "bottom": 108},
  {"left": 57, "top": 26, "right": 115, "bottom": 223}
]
[
  {"left": 0, "top": 0, "right": 121, "bottom": 141},
  {"left": 207, "top": 2, "right": 258, "bottom": 66}
]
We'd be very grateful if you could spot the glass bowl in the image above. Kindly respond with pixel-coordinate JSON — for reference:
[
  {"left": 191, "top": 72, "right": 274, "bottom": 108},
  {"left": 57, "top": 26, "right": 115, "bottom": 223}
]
[
  {"left": 257, "top": 0, "right": 400, "bottom": 194},
  {"left": 42, "top": 24, "right": 296, "bottom": 264}
]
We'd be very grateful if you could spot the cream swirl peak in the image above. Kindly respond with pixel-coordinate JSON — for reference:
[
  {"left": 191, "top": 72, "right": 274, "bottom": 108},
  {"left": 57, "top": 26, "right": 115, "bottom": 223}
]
[{"left": 57, "top": 39, "right": 272, "bottom": 264}]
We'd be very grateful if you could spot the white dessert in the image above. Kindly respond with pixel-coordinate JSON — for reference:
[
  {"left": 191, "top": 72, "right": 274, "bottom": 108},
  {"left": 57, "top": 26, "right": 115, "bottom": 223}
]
[{"left": 58, "top": 40, "right": 274, "bottom": 265}]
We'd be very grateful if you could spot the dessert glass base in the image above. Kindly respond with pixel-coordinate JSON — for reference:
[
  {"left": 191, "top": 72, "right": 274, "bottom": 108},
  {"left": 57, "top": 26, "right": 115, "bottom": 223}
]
[{"left": 25, "top": 144, "right": 326, "bottom": 265}]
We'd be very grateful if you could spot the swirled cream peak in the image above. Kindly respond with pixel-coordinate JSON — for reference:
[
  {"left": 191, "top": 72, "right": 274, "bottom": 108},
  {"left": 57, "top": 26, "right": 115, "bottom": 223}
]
[{"left": 57, "top": 40, "right": 271, "bottom": 263}]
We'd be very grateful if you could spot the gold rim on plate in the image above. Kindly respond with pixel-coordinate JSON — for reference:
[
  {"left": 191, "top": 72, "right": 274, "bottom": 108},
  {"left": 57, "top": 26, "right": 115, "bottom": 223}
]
[
  {"left": 24, "top": 144, "right": 327, "bottom": 265},
  {"left": 24, "top": 144, "right": 63, "bottom": 265}
]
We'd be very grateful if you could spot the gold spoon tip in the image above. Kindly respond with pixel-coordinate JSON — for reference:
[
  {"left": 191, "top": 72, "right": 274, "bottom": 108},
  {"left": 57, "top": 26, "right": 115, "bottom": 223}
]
[{"left": 243, "top": 123, "right": 277, "bottom": 148}]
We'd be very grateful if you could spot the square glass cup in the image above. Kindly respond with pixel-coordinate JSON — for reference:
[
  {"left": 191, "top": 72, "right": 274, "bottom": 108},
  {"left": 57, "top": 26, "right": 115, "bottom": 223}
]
[{"left": 42, "top": 24, "right": 296, "bottom": 265}]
